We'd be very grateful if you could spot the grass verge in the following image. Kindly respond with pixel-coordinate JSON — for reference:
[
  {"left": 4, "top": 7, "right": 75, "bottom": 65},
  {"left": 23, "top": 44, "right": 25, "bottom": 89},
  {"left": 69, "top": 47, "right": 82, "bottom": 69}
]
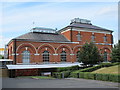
[{"left": 17, "top": 76, "right": 55, "bottom": 79}]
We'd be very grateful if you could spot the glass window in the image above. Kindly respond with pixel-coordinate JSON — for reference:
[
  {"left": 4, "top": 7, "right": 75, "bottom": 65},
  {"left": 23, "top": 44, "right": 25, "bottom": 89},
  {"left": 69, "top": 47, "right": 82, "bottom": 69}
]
[
  {"left": 76, "top": 51, "right": 80, "bottom": 62},
  {"left": 76, "top": 33, "right": 81, "bottom": 41},
  {"left": 43, "top": 51, "right": 49, "bottom": 62},
  {"left": 22, "top": 50, "right": 30, "bottom": 64},
  {"left": 91, "top": 35, "right": 95, "bottom": 42},
  {"left": 104, "top": 36, "right": 107, "bottom": 42},
  {"left": 61, "top": 51, "right": 66, "bottom": 62},
  {"left": 104, "top": 52, "right": 107, "bottom": 62}
]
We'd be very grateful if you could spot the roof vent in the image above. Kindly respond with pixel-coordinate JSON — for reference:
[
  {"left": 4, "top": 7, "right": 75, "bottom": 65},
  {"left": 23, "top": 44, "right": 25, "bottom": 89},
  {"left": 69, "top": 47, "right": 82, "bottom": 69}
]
[
  {"left": 31, "top": 27, "right": 57, "bottom": 33},
  {"left": 70, "top": 18, "right": 92, "bottom": 24}
]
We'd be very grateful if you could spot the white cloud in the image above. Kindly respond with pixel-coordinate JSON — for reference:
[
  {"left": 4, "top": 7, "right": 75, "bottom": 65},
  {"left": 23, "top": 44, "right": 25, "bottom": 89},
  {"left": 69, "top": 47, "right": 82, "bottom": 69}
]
[
  {"left": 0, "top": 2, "right": 118, "bottom": 48},
  {"left": 96, "top": 5, "right": 118, "bottom": 16}
]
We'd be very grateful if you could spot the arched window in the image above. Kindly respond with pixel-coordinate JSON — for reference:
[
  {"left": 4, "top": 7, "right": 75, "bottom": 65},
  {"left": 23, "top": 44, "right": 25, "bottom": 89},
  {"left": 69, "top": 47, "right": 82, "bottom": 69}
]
[
  {"left": 104, "top": 52, "right": 107, "bottom": 62},
  {"left": 91, "top": 35, "right": 95, "bottom": 42},
  {"left": 76, "top": 33, "right": 81, "bottom": 41},
  {"left": 43, "top": 51, "right": 49, "bottom": 62},
  {"left": 22, "top": 50, "right": 30, "bottom": 64},
  {"left": 76, "top": 51, "right": 80, "bottom": 62},
  {"left": 61, "top": 51, "right": 66, "bottom": 62}
]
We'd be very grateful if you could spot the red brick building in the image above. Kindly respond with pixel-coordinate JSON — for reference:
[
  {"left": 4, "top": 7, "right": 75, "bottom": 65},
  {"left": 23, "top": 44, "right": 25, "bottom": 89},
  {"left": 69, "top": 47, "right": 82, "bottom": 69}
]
[{"left": 7, "top": 18, "right": 113, "bottom": 65}]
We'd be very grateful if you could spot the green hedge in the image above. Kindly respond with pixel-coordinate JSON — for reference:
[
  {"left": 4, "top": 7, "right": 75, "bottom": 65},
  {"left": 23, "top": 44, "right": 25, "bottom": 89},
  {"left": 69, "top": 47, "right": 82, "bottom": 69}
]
[
  {"left": 52, "top": 71, "right": 71, "bottom": 78},
  {"left": 70, "top": 72, "right": 120, "bottom": 83},
  {"left": 72, "top": 62, "right": 120, "bottom": 73},
  {"left": 52, "top": 62, "right": 120, "bottom": 82},
  {"left": 57, "top": 65, "right": 79, "bottom": 72}
]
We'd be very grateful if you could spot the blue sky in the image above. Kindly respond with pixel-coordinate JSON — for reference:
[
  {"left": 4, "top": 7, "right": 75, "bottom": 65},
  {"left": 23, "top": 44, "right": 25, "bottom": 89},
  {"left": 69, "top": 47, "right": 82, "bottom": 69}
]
[{"left": 0, "top": 1, "right": 118, "bottom": 48}]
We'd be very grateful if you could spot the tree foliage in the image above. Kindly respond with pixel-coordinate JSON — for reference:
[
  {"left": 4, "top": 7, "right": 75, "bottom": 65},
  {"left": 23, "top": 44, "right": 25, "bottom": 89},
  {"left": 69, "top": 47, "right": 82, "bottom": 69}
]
[
  {"left": 111, "top": 40, "right": 120, "bottom": 62},
  {"left": 0, "top": 55, "right": 4, "bottom": 59},
  {"left": 78, "top": 42, "right": 103, "bottom": 65}
]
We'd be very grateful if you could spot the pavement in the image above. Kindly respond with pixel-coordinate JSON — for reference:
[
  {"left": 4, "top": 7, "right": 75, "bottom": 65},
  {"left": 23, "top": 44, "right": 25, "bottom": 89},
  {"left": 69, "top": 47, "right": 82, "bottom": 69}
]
[{"left": 2, "top": 77, "right": 120, "bottom": 88}]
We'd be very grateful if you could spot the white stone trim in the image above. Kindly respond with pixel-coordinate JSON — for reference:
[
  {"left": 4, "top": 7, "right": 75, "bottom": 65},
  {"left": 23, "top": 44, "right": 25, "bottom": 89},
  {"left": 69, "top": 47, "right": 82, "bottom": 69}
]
[
  {"left": 38, "top": 43, "right": 56, "bottom": 53},
  {"left": 11, "top": 53, "right": 19, "bottom": 55},
  {"left": 95, "top": 43, "right": 112, "bottom": 45},
  {"left": 16, "top": 43, "right": 37, "bottom": 53},
  {"left": 56, "top": 44, "right": 73, "bottom": 54},
  {"left": 73, "top": 45, "right": 82, "bottom": 52},
  {"left": 61, "top": 28, "right": 112, "bottom": 34},
  {"left": 53, "top": 54, "right": 58, "bottom": 55},
  {"left": 61, "top": 29, "right": 71, "bottom": 33},
  {"left": 36, "top": 41, "right": 79, "bottom": 44},
  {"left": 34, "top": 53, "right": 40, "bottom": 55},
  {"left": 100, "top": 46, "right": 112, "bottom": 52},
  {"left": 70, "top": 54, "right": 74, "bottom": 55}
]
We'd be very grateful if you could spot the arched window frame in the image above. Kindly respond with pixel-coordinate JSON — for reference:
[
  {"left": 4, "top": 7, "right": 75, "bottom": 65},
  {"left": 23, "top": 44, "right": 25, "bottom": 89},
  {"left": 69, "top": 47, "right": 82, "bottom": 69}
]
[
  {"left": 22, "top": 50, "right": 30, "bottom": 64},
  {"left": 91, "top": 35, "right": 95, "bottom": 42},
  {"left": 61, "top": 51, "right": 67, "bottom": 62},
  {"left": 104, "top": 36, "right": 107, "bottom": 42},
  {"left": 76, "top": 51, "right": 80, "bottom": 62},
  {"left": 42, "top": 51, "right": 49, "bottom": 62},
  {"left": 104, "top": 51, "right": 108, "bottom": 62},
  {"left": 76, "top": 33, "right": 81, "bottom": 41}
]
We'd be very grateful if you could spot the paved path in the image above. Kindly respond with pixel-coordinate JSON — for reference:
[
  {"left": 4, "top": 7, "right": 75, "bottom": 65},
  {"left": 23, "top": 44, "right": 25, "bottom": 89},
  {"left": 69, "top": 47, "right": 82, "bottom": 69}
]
[{"left": 2, "top": 77, "right": 119, "bottom": 88}]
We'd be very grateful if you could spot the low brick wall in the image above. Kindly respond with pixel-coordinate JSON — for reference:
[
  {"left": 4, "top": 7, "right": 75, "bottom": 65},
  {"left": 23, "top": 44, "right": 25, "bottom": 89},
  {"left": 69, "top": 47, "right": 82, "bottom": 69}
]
[
  {"left": 15, "top": 69, "right": 39, "bottom": 76},
  {"left": 8, "top": 68, "right": 57, "bottom": 77}
]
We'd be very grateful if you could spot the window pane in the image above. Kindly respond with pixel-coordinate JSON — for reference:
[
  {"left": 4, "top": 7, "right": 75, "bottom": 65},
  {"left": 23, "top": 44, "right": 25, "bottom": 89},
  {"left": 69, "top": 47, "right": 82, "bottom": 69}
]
[
  {"left": 91, "top": 35, "right": 95, "bottom": 41},
  {"left": 43, "top": 51, "right": 49, "bottom": 62},
  {"left": 104, "top": 36, "right": 107, "bottom": 42},
  {"left": 76, "top": 51, "right": 80, "bottom": 62},
  {"left": 104, "top": 52, "right": 107, "bottom": 62},
  {"left": 22, "top": 50, "right": 30, "bottom": 64},
  {"left": 61, "top": 51, "right": 66, "bottom": 62},
  {"left": 77, "top": 34, "right": 81, "bottom": 41}
]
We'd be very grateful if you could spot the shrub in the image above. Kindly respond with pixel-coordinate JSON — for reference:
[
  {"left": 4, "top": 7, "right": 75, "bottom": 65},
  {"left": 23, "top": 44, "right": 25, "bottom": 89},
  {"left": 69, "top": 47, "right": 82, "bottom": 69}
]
[
  {"left": 109, "top": 74, "right": 120, "bottom": 82},
  {"left": 112, "top": 62, "right": 120, "bottom": 65},
  {"left": 52, "top": 72, "right": 62, "bottom": 79},
  {"left": 79, "top": 72, "right": 84, "bottom": 78},
  {"left": 83, "top": 72, "right": 89, "bottom": 79},
  {"left": 88, "top": 73, "right": 96, "bottom": 80},
  {"left": 61, "top": 71, "right": 71, "bottom": 78},
  {"left": 57, "top": 67, "right": 69, "bottom": 72},
  {"left": 95, "top": 73, "right": 103, "bottom": 80},
  {"left": 101, "top": 74, "right": 109, "bottom": 81},
  {"left": 57, "top": 65, "right": 79, "bottom": 72},
  {"left": 70, "top": 72, "right": 79, "bottom": 78},
  {"left": 77, "top": 62, "right": 118, "bottom": 73},
  {"left": 79, "top": 65, "right": 101, "bottom": 72},
  {"left": 100, "top": 63, "right": 113, "bottom": 67}
]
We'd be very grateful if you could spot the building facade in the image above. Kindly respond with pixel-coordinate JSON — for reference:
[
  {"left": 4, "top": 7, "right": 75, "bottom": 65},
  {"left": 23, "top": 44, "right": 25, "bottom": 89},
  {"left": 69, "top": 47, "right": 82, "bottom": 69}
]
[{"left": 7, "top": 18, "right": 113, "bottom": 65}]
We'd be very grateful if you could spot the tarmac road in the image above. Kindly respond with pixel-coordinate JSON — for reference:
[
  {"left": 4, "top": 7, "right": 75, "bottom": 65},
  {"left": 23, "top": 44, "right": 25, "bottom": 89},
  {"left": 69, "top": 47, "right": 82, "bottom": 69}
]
[{"left": 2, "top": 77, "right": 119, "bottom": 88}]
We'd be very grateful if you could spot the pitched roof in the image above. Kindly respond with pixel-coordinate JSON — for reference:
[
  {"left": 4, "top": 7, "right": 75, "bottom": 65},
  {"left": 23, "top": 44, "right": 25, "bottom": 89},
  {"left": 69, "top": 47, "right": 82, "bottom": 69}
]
[
  {"left": 59, "top": 23, "right": 113, "bottom": 32},
  {"left": 14, "top": 32, "right": 70, "bottom": 42}
]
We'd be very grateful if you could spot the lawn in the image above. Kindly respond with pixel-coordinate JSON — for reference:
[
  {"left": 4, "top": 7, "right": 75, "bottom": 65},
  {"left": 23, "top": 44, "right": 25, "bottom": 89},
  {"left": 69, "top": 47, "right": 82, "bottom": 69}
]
[
  {"left": 18, "top": 76, "right": 55, "bottom": 79},
  {"left": 92, "top": 65, "right": 120, "bottom": 75}
]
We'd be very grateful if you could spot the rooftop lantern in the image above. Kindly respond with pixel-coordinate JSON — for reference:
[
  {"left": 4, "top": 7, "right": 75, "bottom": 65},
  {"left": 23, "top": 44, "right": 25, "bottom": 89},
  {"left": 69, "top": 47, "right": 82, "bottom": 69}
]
[
  {"left": 31, "top": 27, "right": 57, "bottom": 33},
  {"left": 70, "top": 18, "right": 92, "bottom": 25}
]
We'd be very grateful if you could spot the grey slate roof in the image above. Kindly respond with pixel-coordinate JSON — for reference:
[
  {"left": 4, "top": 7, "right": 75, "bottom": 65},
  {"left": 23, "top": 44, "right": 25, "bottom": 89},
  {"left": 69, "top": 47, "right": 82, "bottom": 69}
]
[
  {"left": 14, "top": 32, "right": 70, "bottom": 42},
  {"left": 59, "top": 23, "right": 113, "bottom": 32}
]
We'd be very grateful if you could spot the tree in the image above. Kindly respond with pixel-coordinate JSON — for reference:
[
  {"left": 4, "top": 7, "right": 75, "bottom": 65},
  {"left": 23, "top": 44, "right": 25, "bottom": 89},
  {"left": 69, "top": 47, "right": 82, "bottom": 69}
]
[
  {"left": 111, "top": 40, "right": 120, "bottom": 62},
  {"left": 78, "top": 42, "right": 103, "bottom": 65},
  {"left": 0, "top": 55, "right": 4, "bottom": 59}
]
